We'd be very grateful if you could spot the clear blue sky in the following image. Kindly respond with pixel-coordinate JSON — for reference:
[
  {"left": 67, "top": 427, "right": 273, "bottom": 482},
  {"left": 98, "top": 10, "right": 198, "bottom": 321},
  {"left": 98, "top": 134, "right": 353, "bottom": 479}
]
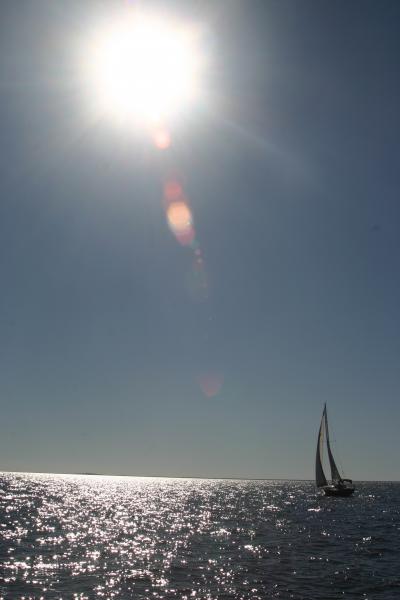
[{"left": 0, "top": 1, "right": 399, "bottom": 480}]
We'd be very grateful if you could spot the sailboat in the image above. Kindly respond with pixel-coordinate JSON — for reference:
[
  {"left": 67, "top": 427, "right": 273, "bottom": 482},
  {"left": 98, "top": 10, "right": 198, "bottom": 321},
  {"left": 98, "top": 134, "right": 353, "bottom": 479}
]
[{"left": 315, "top": 404, "right": 355, "bottom": 497}]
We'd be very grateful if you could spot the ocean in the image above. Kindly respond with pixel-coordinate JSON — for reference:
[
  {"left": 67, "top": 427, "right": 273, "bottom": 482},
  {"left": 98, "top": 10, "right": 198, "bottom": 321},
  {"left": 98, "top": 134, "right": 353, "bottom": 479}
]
[{"left": 0, "top": 473, "right": 399, "bottom": 599}]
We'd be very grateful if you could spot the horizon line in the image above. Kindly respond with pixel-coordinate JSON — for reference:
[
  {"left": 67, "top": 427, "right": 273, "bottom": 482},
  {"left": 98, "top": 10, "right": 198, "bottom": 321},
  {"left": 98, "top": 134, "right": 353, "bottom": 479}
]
[{"left": 1, "top": 469, "right": 399, "bottom": 483}]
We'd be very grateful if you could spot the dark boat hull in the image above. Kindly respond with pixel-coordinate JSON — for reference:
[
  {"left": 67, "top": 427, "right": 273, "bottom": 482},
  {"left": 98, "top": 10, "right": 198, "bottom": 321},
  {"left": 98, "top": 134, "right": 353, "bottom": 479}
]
[{"left": 323, "top": 485, "right": 355, "bottom": 497}]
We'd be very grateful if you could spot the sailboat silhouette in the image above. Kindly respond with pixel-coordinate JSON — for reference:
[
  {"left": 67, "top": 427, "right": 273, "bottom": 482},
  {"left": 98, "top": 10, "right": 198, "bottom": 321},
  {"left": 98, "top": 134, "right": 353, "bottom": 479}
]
[{"left": 315, "top": 404, "right": 355, "bottom": 497}]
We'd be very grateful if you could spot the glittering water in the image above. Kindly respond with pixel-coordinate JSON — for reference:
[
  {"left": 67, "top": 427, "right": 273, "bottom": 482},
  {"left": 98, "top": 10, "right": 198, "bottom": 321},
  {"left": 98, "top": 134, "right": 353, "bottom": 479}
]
[{"left": 0, "top": 474, "right": 399, "bottom": 599}]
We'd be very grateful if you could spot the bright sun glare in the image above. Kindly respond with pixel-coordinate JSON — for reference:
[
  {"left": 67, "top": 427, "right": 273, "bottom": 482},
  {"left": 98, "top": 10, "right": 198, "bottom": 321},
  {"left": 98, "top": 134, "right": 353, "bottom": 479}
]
[{"left": 86, "top": 13, "right": 201, "bottom": 126}]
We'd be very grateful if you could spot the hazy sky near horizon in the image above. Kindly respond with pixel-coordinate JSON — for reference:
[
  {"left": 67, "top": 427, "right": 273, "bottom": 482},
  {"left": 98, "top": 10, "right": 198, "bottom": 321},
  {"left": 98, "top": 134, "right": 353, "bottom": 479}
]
[{"left": 0, "top": 1, "right": 399, "bottom": 480}]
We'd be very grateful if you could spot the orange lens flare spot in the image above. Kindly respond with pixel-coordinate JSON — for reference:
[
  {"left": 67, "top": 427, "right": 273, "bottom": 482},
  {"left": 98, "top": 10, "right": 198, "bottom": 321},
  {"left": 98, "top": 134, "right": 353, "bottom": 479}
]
[
  {"left": 164, "top": 180, "right": 196, "bottom": 246},
  {"left": 167, "top": 201, "right": 192, "bottom": 228},
  {"left": 167, "top": 202, "right": 194, "bottom": 245}
]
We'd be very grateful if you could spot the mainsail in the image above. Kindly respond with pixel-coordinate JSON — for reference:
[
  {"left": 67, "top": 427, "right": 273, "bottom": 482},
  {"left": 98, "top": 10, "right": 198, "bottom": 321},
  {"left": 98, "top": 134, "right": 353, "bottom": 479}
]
[
  {"left": 315, "top": 409, "right": 328, "bottom": 487},
  {"left": 315, "top": 404, "right": 341, "bottom": 487},
  {"left": 324, "top": 405, "right": 342, "bottom": 482}
]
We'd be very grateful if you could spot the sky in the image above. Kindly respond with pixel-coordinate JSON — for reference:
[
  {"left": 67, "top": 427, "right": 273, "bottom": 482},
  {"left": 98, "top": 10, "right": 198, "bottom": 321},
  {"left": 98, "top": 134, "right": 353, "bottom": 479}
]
[{"left": 0, "top": 0, "right": 399, "bottom": 480}]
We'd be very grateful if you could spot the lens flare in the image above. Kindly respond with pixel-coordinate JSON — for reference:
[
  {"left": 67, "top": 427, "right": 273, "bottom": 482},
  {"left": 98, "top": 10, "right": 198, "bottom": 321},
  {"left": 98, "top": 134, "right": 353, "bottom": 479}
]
[
  {"left": 163, "top": 176, "right": 209, "bottom": 295},
  {"left": 167, "top": 201, "right": 195, "bottom": 245},
  {"left": 198, "top": 373, "right": 224, "bottom": 398},
  {"left": 164, "top": 180, "right": 183, "bottom": 202}
]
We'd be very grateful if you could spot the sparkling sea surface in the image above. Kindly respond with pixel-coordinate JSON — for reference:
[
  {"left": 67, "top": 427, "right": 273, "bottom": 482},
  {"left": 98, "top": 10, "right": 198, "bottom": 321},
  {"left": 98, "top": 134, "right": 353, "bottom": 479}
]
[{"left": 0, "top": 473, "right": 399, "bottom": 599}]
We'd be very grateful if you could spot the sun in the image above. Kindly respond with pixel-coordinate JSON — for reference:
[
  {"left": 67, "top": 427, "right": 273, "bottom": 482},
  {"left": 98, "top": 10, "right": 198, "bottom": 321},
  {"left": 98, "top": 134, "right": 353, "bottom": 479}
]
[{"left": 84, "top": 12, "right": 202, "bottom": 127}]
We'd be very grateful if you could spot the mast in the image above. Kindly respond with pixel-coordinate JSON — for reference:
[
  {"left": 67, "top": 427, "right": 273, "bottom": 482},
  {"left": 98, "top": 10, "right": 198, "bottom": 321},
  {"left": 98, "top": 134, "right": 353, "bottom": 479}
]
[
  {"left": 324, "top": 405, "right": 341, "bottom": 482},
  {"left": 315, "top": 406, "right": 328, "bottom": 487}
]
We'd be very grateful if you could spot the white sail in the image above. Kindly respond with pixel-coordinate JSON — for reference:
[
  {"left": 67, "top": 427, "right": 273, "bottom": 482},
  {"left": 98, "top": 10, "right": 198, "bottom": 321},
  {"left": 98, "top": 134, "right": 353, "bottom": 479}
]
[
  {"left": 315, "top": 409, "right": 328, "bottom": 487},
  {"left": 324, "top": 406, "right": 341, "bottom": 482}
]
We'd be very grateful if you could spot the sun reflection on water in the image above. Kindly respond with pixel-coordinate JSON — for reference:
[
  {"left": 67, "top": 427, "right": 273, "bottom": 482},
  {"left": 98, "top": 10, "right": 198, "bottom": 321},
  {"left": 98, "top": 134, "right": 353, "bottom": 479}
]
[{"left": 1, "top": 473, "right": 393, "bottom": 599}]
